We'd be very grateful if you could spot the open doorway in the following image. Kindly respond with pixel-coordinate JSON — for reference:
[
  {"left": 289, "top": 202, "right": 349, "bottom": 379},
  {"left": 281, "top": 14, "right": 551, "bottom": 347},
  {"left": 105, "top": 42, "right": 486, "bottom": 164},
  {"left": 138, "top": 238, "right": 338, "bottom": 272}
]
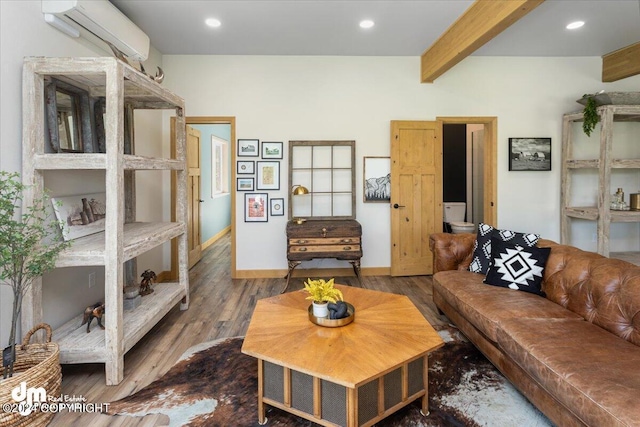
[
  {"left": 171, "top": 116, "right": 237, "bottom": 278},
  {"left": 438, "top": 116, "right": 497, "bottom": 228}
]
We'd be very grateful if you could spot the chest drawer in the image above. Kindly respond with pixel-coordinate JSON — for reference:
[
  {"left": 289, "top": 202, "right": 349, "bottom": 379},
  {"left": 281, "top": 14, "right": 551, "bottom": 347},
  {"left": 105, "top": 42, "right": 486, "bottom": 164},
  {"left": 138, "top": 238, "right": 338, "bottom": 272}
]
[
  {"left": 289, "top": 237, "right": 361, "bottom": 246},
  {"left": 287, "top": 219, "right": 361, "bottom": 239}
]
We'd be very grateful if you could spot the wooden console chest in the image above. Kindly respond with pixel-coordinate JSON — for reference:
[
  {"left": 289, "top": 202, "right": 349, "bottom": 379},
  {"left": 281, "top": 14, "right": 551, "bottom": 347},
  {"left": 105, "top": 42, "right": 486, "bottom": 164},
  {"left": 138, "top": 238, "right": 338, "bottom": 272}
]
[{"left": 284, "top": 219, "right": 362, "bottom": 292}]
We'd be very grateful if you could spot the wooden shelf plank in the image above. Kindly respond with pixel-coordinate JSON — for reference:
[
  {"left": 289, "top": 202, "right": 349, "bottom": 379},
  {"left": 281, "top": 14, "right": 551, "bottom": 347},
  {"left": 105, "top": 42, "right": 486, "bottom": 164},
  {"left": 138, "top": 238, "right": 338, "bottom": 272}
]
[
  {"left": 566, "top": 159, "right": 599, "bottom": 169},
  {"left": 610, "top": 252, "right": 640, "bottom": 266},
  {"left": 33, "top": 154, "right": 183, "bottom": 170},
  {"left": 53, "top": 282, "right": 186, "bottom": 364},
  {"left": 55, "top": 222, "right": 185, "bottom": 267},
  {"left": 565, "top": 207, "right": 599, "bottom": 220}
]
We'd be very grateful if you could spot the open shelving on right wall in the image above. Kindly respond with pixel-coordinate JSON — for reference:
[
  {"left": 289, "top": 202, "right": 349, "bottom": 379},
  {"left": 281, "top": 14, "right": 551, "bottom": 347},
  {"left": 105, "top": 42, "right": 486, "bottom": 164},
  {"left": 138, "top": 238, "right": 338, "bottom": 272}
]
[{"left": 561, "top": 99, "right": 640, "bottom": 265}]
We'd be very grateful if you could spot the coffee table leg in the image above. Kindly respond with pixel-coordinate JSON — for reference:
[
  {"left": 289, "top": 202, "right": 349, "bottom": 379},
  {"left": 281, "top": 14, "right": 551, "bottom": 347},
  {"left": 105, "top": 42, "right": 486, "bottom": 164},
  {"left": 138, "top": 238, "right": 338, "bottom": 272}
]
[{"left": 257, "top": 360, "right": 267, "bottom": 424}]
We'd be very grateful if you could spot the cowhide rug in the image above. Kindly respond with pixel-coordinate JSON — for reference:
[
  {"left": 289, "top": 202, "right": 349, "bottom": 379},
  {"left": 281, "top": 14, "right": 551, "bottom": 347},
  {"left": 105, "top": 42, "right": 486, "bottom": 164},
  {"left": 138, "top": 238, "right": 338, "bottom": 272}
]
[{"left": 107, "top": 327, "right": 552, "bottom": 426}]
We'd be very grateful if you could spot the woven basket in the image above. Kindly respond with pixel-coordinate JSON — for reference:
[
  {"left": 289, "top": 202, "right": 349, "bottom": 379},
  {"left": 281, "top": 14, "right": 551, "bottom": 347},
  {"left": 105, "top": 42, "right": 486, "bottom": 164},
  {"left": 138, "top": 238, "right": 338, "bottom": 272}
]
[{"left": 0, "top": 324, "right": 61, "bottom": 427}]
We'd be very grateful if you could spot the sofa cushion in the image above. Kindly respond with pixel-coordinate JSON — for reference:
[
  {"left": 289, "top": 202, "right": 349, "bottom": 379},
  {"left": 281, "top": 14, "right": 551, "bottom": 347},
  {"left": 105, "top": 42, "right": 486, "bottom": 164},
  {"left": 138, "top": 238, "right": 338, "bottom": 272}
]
[
  {"left": 497, "top": 318, "right": 640, "bottom": 427},
  {"left": 469, "top": 223, "right": 540, "bottom": 274},
  {"left": 484, "top": 237, "right": 551, "bottom": 296},
  {"left": 433, "top": 270, "right": 582, "bottom": 342}
]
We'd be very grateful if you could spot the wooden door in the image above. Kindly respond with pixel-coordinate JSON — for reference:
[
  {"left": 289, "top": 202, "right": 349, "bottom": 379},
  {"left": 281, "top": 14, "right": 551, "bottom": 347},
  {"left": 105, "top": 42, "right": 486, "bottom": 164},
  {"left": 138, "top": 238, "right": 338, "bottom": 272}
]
[
  {"left": 390, "top": 121, "right": 443, "bottom": 276},
  {"left": 187, "top": 125, "right": 202, "bottom": 268}
]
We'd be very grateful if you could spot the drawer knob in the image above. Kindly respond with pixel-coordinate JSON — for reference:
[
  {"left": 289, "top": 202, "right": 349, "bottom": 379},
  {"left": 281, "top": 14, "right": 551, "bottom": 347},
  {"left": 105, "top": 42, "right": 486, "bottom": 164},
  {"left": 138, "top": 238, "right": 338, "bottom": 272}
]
[
  {"left": 322, "top": 227, "right": 327, "bottom": 238},
  {"left": 341, "top": 239, "right": 352, "bottom": 243},
  {"left": 343, "top": 246, "right": 352, "bottom": 251},
  {"left": 299, "top": 247, "right": 307, "bottom": 252},
  {"left": 296, "top": 239, "right": 307, "bottom": 244}
]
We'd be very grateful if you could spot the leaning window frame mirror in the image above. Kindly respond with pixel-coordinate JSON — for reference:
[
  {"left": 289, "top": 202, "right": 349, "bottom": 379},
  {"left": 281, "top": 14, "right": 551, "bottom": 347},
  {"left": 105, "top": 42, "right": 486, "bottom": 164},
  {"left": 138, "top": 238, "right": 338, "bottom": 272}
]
[
  {"left": 45, "top": 78, "right": 95, "bottom": 153},
  {"left": 288, "top": 140, "right": 356, "bottom": 221}
]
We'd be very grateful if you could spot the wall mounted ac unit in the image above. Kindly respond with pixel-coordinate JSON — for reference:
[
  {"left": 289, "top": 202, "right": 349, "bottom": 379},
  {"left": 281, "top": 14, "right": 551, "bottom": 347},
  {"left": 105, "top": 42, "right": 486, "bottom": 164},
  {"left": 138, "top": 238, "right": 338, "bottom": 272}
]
[{"left": 42, "top": 0, "right": 150, "bottom": 62}]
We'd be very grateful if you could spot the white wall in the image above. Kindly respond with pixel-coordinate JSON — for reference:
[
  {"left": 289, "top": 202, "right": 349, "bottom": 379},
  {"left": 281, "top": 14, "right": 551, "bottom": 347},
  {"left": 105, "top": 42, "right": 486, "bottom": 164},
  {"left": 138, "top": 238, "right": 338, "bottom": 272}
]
[
  {"left": 0, "top": 1, "right": 166, "bottom": 346},
  {"left": 162, "top": 54, "right": 640, "bottom": 273}
]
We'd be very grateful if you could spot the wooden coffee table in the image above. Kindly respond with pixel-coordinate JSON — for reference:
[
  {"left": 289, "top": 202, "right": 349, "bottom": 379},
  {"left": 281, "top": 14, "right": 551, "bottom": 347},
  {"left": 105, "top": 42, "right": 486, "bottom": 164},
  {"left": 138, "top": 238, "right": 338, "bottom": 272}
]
[{"left": 241, "top": 285, "right": 444, "bottom": 427}]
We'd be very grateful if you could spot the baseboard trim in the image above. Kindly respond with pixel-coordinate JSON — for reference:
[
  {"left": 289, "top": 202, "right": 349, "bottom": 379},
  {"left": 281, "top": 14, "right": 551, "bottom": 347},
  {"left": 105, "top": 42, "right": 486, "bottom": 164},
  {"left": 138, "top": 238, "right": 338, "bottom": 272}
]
[
  {"left": 234, "top": 267, "right": 391, "bottom": 279},
  {"left": 202, "top": 226, "right": 231, "bottom": 250}
]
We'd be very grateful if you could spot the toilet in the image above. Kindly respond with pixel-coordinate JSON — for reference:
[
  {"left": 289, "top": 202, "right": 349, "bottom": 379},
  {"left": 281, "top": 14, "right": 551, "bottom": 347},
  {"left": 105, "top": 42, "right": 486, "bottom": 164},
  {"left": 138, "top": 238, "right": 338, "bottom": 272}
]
[{"left": 443, "top": 202, "right": 475, "bottom": 234}]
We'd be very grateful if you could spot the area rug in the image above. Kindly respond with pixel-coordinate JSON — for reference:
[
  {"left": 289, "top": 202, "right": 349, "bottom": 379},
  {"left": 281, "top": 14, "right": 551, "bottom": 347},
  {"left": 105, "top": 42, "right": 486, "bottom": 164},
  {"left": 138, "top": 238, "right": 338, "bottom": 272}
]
[{"left": 107, "top": 327, "right": 552, "bottom": 426}]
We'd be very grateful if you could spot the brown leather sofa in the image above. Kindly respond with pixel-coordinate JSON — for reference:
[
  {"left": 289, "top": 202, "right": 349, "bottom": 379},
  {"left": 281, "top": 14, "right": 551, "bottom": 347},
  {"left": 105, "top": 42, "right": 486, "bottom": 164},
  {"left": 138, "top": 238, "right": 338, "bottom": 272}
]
[{"left": 429, "top": 232, "right": 640, "bottom": 427}]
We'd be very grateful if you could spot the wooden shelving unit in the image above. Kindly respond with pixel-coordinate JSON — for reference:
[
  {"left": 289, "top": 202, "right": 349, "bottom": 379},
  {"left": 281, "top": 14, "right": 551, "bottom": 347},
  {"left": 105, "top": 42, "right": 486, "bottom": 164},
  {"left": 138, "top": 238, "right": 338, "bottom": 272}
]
[
  {"left": 561, "top": 103, "right": 640, "bottom": 265},
  {"left": 21, "top": 57, "right": 189, "bottom": 385}
]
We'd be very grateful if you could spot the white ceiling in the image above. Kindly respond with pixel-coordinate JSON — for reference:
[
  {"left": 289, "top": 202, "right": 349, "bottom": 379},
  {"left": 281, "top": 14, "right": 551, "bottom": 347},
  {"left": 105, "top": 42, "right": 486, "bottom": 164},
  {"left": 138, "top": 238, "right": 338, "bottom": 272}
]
[{"left": 110, "top": 0, "right": 640, "bottom": 57}]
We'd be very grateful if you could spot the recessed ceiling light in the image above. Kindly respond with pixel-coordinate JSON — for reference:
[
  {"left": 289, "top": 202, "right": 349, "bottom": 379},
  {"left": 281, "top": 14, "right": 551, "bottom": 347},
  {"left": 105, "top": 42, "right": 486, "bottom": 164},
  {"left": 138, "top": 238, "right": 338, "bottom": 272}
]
[
  {"left": 566, "top": 21, "right": 584, "bottom": 30},
  {"left": 205, "top": 18, "right": 221, "bottom": 28},
  {"left": 359, "top": 20, "right": 375, "bottom": 29}
]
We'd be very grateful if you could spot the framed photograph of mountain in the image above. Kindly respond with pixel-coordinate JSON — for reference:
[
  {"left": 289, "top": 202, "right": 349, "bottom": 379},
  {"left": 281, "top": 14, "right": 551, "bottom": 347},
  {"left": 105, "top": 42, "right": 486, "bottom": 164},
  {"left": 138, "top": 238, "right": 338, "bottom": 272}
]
[
  {"left": 237, "top": 139, "right": 259, "bottom": 157},
  {"left": 363, "top": 157, "right": 390, "bottom": 202},
  {"left": 262, "top": 141, "right": 283, "bottom": 159}
]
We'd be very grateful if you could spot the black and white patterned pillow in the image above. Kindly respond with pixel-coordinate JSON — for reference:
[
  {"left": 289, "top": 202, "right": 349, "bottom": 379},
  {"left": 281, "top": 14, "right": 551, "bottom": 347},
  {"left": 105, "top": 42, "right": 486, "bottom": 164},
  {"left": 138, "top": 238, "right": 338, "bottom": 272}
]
[
  {"left": 484, "top": 237, "right": 551, "bottom": 296},
  {"left": 468, "top": 223, "right": 540, "bottom": 274}
]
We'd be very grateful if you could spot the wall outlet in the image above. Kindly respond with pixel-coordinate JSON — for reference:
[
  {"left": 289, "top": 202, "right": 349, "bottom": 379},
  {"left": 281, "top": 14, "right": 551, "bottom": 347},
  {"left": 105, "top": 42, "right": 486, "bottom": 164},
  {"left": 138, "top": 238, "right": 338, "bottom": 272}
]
[{"left": 88, "top": 272, "right": 96, "bottom": 288}]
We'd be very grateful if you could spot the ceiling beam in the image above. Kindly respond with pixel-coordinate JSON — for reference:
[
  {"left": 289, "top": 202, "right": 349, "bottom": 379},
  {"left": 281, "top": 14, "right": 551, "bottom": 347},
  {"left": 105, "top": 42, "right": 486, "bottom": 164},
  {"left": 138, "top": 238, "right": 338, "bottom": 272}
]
[
  {"left": 602, "top": 42, "right": 640, "bottom": 82},
  {"left": 420, "top": 0, "right": 545, "bottom": 83}
]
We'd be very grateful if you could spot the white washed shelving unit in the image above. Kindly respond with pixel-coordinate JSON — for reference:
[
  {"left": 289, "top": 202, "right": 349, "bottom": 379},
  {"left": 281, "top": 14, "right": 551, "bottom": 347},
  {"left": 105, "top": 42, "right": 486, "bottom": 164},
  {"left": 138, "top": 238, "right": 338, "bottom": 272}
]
[
  {"left": 21, "top": 57, "right": 189, "bottom": 385},
  {"left": 560, "top": 103, "right": 640, "bottom": 265}
]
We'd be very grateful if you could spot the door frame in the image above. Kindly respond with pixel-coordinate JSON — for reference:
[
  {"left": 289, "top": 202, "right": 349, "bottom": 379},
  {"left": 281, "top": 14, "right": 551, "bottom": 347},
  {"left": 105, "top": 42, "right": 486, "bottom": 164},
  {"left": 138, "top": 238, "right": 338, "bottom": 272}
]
[
  {"left": 171, "top": 116, "right": 237, "bottom": 279},
  {"left": 437, "top": 116, "right": 498, "bottom": 227}
]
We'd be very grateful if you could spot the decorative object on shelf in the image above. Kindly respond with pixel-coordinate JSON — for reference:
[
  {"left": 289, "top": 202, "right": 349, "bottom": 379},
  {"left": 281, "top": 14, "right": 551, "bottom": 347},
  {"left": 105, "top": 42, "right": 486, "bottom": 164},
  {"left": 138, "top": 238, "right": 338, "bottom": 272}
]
[
  {"left": 51, "top": 192, "right": 107, "bottom": 241},
  {"left": 237, "top": 139, "right": 259, "bottom": 157},
  {"left": 580, "top": 93, "right": 600, "bottom": 137},
  {"left": 81, "top": 302, "right": 105, "bottom": 333},
  {"left": 123, "top": 285, "right": 141, "bottom": 311},
  {"left": 139, "top": 269, "right": 157, "bottom": 296},
  {"left": 508, "top": 138, "right": 551, "bottom": 171},
  {"left": 303, "top": 278, "right": 343, "bottom": 318},
  {"left": 236, "top": 160, "right": 255, "bottom": 175},
  {"left": 290, "top": 185, "right": 309, "bottom": 224},
  {"left": 139, "top": 62, "right": 165, "bottom": 84},
  {"left": 261, "top": 141, "right": 283, "bottom": 159},
  {"left": 611, "top": 187, "right": 630, "bottom": 211},
  {"left": 45, "top": 78, "right": 94, "bottom": 153},
  {"left": 363, "top": 156, "right": 391, "bottom": 202},
  {"left": 630, "top": 193, "right": 640, "bottom": 211},
  {"left": 244, "top": 193, "right": 268, "bottom": 222},
  {"left": 0, "top": 323, "right": 61, "bottom": 427},
  {"left": 237, "top": 177, "right": 254, "bottom": 191},
  {"left": 0, "top": 171, "right": 70, "bottom": 379},
  {"left": 256, "top": 161, "right": 280, "bottom": 190},
  {"left": 308, "top": 302, "right": 355, "bottom": 327},
  {"left": 270, "top": 198, "right": 284, "bottom": 216}
]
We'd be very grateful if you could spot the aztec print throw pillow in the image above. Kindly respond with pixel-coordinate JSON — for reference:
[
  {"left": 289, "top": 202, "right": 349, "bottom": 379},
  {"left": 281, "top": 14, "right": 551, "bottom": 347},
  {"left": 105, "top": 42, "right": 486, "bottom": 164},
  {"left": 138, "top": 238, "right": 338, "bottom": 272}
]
[{"left": 468, "top": 223, "right": 540, "bottom": 275}]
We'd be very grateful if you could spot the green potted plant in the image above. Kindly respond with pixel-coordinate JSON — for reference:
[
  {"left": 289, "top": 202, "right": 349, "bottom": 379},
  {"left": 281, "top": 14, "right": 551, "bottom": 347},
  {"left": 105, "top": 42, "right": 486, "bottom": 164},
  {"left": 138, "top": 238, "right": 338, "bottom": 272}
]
[
  {"left": 0, "top": 171, "right": 70, "bottom": 378},
  {"left": 580, "top": 93, "right": 600, "bottom": 137},
  {"left": 303, "top": 278, "right": 343, "bottom": 318}
]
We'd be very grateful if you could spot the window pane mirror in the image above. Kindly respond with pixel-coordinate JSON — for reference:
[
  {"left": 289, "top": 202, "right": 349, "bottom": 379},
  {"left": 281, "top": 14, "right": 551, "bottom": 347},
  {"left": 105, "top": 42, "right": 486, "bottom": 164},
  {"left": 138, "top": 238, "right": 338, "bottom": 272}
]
[
  {"left": 288, "top": 140, "right": 355, "bottom": 220},
  {"left": 45, "top": 78, "right": 95, "bottom": 153}
]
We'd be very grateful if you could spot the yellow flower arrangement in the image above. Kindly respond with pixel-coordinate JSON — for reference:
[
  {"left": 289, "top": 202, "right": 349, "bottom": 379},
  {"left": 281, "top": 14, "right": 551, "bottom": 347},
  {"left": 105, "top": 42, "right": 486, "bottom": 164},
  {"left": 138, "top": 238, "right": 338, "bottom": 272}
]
[{"left": 303, "top": 278, "right": 343, "bottom": 303}]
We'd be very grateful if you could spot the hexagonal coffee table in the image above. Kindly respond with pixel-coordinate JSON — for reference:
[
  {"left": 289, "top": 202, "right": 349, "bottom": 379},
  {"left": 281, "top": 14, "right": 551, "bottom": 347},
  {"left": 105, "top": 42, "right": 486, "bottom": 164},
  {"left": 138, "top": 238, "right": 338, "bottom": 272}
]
[{"left": 241, "top": 285, "right": 444, "bottom": 427}]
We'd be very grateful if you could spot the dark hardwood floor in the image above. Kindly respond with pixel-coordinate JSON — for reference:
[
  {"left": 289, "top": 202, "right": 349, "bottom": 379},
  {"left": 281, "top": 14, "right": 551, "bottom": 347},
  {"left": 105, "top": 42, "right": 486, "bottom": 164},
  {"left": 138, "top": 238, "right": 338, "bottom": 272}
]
[{"left": 50, "top": 232, "right": 445, "bottom": 426}]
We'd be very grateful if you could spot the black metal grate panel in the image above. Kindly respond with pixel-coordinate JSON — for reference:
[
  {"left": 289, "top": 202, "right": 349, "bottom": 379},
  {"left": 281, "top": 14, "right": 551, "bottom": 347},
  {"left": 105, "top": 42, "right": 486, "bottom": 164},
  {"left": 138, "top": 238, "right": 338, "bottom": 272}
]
[
  {"left": 408, "top": 357, "right": 425, "bottom": 396},
  {"left": 358, "top": 378, "right": 379, "bottom": 424},
  {"left": 321, "top": 380, "right": 347, "bottom": 426},
  {"left": 384, "top": 368, "right": 402, "bottom": 410},
  {"left": 291, "top": 370, "right": 314, "bottom": 414},
  {"left": 264, "top": 362, "right": 284, "bottom": 403}
]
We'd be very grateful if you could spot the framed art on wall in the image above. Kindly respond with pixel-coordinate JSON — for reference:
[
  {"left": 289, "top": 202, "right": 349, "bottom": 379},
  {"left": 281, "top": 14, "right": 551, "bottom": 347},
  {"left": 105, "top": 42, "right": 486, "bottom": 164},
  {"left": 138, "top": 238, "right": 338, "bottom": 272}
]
[
  {"left": 270, "top": 198, "right": 285, "bottom": 216},
  {"left": 257, "top": 161, "right": 280, "bottom": 190},
  {"left": 237, "top": 160, "right": 255, "bottom": 174},
  {"left": 245, "top": 193, "right": 268, "bottom": 222},
  {"left": 363, "top": 156, "right": 391, "bottom": 202},
  {"left": 237, "top": 139, "right": 259, "bottom": 157},
  {"left": 237, "top": 177, "right": 255, "bottom": 191},
  {"left": 509, "top": 138, "right": 551, "bottom": 171},
  {"left": 262, "top": 141, "right": 283, "bottom": 159}
]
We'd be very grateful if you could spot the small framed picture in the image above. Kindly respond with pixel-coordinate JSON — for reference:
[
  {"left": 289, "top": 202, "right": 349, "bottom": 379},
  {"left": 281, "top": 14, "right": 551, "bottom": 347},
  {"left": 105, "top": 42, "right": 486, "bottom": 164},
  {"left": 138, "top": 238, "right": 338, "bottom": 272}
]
[
  {"left": 245, "top": 193, "right": 268, "bottom": 222},
  {"left": 363, "top": 157, "right": 391, "bottom": 202},
  {"left": 270, "top": 198, "right": 285, "bottom": 216},
  {"left": 509, "top": 138, "right": 551, "bottom": 171},
  {"left": 237, "top": 139, "right": 259, "bottom": 157},
  {"left": 237, "top": 160, "right": 255, "bottom": 174},
  {"left": 237, "top": 177, "right": 254, "bottom": 191},
  {"left": 262, "top": 141, "right": 283, "bottom": 159},
  {"left": 257, "top": 161, "right": 280, "bottom": 190}
]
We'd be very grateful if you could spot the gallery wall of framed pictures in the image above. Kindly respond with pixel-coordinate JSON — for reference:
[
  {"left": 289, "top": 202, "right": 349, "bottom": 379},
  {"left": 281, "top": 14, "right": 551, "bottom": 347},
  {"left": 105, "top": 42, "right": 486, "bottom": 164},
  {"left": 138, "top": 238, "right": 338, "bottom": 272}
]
[{"left": 237, "top": 139, "right": 284, "bottom": 222}]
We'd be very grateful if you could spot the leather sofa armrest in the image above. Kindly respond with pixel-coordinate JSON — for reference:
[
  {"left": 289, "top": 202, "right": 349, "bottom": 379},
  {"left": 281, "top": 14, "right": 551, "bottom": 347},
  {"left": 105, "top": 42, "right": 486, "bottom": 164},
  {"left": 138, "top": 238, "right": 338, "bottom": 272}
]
[{"left": 429, "top": 232, "right": 476, "bottom": 274}]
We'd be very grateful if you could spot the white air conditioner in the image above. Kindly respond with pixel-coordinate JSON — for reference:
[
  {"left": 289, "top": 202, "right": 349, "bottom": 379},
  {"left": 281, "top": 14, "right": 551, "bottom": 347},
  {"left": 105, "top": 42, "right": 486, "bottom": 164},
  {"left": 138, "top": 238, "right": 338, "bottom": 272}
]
[{"left": 42, "top": 0, "right": 150, "bottom": 62}]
